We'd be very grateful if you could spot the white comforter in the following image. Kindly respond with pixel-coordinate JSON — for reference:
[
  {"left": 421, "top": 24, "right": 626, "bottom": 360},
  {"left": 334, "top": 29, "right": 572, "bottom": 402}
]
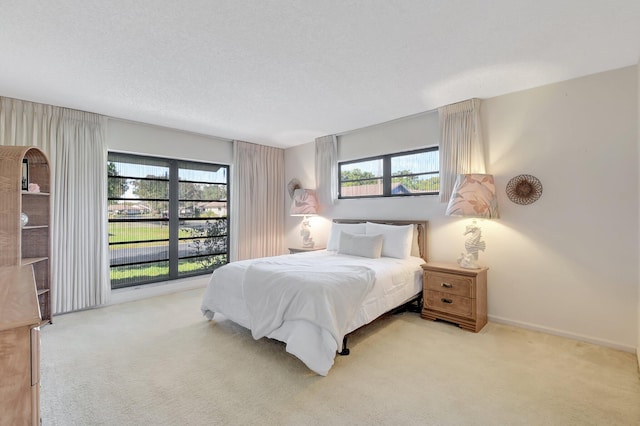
[
  {"left": 201, "top": 251, "right": 423, "bottom": 376},
  {"left": 244, "top": 257, "right": 375, "bottom": 347}
]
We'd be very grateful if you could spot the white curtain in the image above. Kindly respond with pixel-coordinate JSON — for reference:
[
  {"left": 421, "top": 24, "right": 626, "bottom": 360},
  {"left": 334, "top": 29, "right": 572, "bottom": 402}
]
[
  {"left": 232, "top": 140, "right": 285, "bottom": 260},
  {"left": 0, "top": 97, "right": 110, "bottom": 313},
  {"left": 438, "top": 98, "right": 486, "bottom": 202},
  {"left": 314, "top": 135, "right": 338, "bottom": 206}
]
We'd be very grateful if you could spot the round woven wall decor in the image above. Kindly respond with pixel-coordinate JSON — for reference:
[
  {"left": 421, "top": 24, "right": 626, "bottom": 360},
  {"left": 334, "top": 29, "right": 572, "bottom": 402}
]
[{"left": 506, "top": 174, "right": 543, "bottom": 205}]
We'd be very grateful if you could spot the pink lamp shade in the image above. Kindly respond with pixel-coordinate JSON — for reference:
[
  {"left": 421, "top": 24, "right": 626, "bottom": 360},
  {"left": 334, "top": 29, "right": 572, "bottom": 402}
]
[
  {"left": 445, "top": 174, "right": 499, "bottom": 219},
  {"left": 290, "top": 189, "right": 318, "bottom": 216}
]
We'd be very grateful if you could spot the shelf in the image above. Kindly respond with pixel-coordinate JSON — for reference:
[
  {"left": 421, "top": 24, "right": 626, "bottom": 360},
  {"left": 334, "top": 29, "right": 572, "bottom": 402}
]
[
  {"left": 21, "top": 257, "right": 48, "bottom": 266},
  {"left": 37, "top": 289, "right": 49, "bottom": 296},
  {"left": 22, "top": 225, "right": 49, "bottom": 230},
  {"left": 21, "top": 191, "right": 50, "bottom": 196}
]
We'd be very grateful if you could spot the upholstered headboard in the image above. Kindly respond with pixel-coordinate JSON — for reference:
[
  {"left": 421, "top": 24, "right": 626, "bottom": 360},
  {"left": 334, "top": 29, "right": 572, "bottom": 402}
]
[{"left": 332, "top": 219, "right": 428, "bottom": 262}]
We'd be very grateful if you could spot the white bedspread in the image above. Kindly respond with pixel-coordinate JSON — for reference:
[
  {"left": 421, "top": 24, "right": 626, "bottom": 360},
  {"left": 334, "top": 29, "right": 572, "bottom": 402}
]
[
  {"left": 243, "top": 258, "right": 375, "bottom": 348},
  {"left": 201, "top": 251, "right": 423, "bottom": 376}
]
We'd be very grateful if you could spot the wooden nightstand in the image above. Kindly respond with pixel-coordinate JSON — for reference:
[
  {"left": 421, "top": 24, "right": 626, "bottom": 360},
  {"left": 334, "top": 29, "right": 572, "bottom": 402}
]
[
  {"left": 421, "top": 262, "right": 488, "bottom": 332},
  {"left": 288, "top": 247, "right": 325, "bottom": 254}
]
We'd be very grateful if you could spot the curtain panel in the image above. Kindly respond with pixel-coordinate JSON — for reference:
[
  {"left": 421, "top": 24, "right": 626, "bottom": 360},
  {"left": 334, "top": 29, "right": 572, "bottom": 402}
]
[
  {"left": 0, "top": 97, "right": 110, "bottom": 313},
  {"left": 438, "top": 98, "right": 486, "bottom": 202},
  {"left": 314, "top": 134, "right": 338, "bottom": 207},
  {"left": 232, "top": 140, "right": 285, "bottom": 260}
]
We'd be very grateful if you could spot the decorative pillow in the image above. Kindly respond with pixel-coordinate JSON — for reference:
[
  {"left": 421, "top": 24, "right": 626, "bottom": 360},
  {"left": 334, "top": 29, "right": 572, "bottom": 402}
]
[
  {"left": 326, "top": 222, "right": 366, "bottom": 251},
  {"left": 337, "top": 231, "right": 383, "bottom": 259},
  {"left": 365, "top": 222, "right": 413, "bottom": 259}
]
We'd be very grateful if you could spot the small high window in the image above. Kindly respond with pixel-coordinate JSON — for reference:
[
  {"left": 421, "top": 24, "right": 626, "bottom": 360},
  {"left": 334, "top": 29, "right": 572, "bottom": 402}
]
[{"left": 339, "top": 147, "right": 439, "bottom": 198}]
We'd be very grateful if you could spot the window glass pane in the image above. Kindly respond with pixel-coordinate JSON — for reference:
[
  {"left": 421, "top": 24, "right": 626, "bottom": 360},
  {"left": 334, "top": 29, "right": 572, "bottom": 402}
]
[
  {"left": 110, "top": 261, "right": 170, "bottom": 289},
  {"left": 178, "top": 254, "right": 227, "bottom": 276},
  {"left": 340, "top": 178, "right": 383, "bottom": 197},
  {"left": 391, "top": 173, "right": 439, "bottom": 194},
  {"left": 179, "top": 182, "right": 227, "bottom": 201},
  {"left": 108, "top": 221, "right": 169, "bottom": 244},
  {"left": 109, "top": 157, "right": 169, "bottom": 180},
  {"left": 178, "top": 163, "right": 227, "bottom": 183},
  {"left": 109, "top": 241, "right": 169, "bottom": 266},
  {"left": 129, "top": 179, "right": 169, "bottom": 201},
  {"left": 341, "top": 159, "right": 383, "bottom": 180},
  {"left": 179, "top": 218, "right": 228, "bottom": 238},
  {"left": 391, "top": 150, "right": 438, "bottom": 175}
]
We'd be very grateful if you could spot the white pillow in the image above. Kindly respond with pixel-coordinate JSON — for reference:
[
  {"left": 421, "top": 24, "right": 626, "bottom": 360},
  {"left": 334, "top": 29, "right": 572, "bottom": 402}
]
[
  {"left": 365, "top": 222, "right": 414, "bottom": 259},
  {"left": 337, "top": 231, "right": 383, "bottom": 258},
  {"left": 326, "top": 222, "right": 366, "bottom": 251}
]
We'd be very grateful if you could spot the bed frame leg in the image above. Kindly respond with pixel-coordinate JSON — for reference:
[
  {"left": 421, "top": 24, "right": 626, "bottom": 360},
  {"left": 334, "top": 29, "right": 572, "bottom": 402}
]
[{"left": 338, "top": 336, "right": 350, "bottom": 356}]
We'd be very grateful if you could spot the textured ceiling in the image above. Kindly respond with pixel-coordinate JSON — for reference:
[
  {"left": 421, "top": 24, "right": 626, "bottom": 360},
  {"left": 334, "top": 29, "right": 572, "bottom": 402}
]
[{"left": 1, "top": 1, "right": 639, "bottom": 148}]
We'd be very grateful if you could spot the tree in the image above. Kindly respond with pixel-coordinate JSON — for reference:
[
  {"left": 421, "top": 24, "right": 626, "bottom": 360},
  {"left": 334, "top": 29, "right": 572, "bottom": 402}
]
[
  {"left": 203, "top": 184, "right": 227, "bottom": 201},
  {"left": 189, "top": 219, "right": 228, "bottom": 269},
  {"left": 340, "top": 168, "right": 377, "bottom": 186},
  {"left": 107, "top": 162, "right": 129, "bottom": 199},
  {"left": 132, "top": 175, "right": 169, "bottom": 200}
]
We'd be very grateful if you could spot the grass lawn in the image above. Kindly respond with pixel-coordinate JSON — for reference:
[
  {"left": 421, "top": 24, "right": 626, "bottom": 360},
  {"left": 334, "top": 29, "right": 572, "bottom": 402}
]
[{"left": 108, "top": 222, "right": 193, "bottom": 244}]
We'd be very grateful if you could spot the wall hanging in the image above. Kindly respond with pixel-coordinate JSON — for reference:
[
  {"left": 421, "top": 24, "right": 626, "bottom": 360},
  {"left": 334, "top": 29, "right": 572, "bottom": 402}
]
[
  {"left": 506, "top": 174, "right": 543, "bottom": 205},
  {"left": 287, "top": 178, "right": 301, "bottom": 199}
]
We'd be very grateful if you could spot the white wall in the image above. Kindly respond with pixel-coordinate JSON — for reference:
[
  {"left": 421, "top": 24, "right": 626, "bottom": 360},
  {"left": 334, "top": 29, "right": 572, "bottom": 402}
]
[{"left": 285, "top": 65, "right": 639, "bottom": 352}]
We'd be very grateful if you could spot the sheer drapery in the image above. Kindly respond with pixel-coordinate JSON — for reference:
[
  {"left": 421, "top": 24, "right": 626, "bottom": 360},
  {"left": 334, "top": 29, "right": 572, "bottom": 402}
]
[
  {"left": 0, "top": 97, "right": 110, "bottom": 313},
  {"left": 314, "top": 134, "right": 338, "bottom": 206},
  {"left": 52, "top": 110, "right": 109, "bottom": 313},
  {"left": 233, "top": 140, "right": 285, "bottom": 260},
  {"left": 438, "top": 98, "right": 486, "bottom": 202}
]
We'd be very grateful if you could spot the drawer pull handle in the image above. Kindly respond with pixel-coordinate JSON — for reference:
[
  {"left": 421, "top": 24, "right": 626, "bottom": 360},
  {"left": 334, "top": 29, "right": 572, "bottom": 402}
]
[
  {"left": 441, "top": 298, "right": 453, "bottom": 304},
  {"left": 441, "top": 282, "right": 453, "bottom": 289}
]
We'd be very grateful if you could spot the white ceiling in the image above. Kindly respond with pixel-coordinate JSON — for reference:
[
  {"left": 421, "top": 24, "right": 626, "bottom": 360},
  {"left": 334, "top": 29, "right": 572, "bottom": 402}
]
[{"left": 1, "top": 1, "right": 639, "bottom": 148}]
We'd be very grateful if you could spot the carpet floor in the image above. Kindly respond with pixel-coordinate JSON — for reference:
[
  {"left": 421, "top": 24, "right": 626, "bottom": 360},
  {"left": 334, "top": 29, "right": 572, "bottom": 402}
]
[{"left": 40, "top": 288, "right": 640, "bottom": 425}]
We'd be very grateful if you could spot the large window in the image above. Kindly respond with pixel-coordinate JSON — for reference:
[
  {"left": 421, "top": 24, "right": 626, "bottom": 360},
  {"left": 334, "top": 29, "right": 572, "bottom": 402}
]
[
  {"left": 339, "top": 147, "right": 439, "bottom": 198},
  {"left": 108, "top": 153, "right": 229, "bottom": 289}
]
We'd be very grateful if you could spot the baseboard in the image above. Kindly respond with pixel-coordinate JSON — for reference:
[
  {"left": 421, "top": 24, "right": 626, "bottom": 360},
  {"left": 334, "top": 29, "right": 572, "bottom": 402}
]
[
  {"left": 110, "top": 275, "right": 209, "bottom": 305},
  {"left": 488, "top": 315, "right": 636, "bottom": 354}
]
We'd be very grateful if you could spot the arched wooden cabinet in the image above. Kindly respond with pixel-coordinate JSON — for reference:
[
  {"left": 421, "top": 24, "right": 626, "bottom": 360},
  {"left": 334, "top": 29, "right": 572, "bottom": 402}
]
[
  {"left": 0, "top": 146, "right": 51, "bottom": 424},
  {"left": 0, "top": 146, "right": 52, "bottom": 324}
]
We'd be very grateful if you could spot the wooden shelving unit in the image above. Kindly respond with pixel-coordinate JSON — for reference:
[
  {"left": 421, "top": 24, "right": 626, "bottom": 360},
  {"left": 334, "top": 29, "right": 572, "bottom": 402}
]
[
  {"left": 0, "top": 264, "right": 42, "bottom": 425},
  {"left": 0, "top": 146, "right": 52, "bottom": 325}
]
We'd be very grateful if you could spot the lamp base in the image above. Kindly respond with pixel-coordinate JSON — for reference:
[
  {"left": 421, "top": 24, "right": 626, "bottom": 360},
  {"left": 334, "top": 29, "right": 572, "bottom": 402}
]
[
  {"left": 457, "top": 253, "right": 481, "bottom": 269},
  {"left": 300, "top": 216, "right": 314, "bottom": 248}
]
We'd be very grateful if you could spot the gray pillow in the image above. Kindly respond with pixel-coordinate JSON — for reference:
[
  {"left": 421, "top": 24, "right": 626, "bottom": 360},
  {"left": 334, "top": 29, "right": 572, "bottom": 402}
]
[{"left": 337, "top": 231, "right": 383, "bottom": 258}]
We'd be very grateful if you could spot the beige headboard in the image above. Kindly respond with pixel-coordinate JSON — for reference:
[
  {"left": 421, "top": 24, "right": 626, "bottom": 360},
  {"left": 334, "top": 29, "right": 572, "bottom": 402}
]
[{"left": 332, "top": 219, "right": 428, "bottom": 262}]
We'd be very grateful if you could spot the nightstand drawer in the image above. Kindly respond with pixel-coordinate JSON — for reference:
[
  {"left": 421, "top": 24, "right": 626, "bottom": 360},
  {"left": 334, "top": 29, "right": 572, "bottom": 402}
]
[
  {"left": 425, "top": 290, "right": 474, "bottom": 318},
  {"left": 425, "top": 273, "right": 473, "bottom": 297}
]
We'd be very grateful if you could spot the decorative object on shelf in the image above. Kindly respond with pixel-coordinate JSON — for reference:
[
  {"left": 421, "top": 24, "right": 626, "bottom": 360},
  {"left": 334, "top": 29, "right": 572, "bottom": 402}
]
[
  {"left": 506, "top": 174, "right": 542, "bottom": 205},
  {"left": 22, "top": 159, "right": 29, "bottom": 191},
  {"left": 287, "top": 178, "right": 301, "bottom": 199},
  {"left": 445, "top": 174, "right": 499, "bottom": 269},
  {"left": 20, "top": 212, "right": 28, "bottom": 228},
  {"left": 290, "top": 188, "right": 319, "bottom": 248},
  {"left": 28, "top": 182, "right": 40, "bottom": 193}
]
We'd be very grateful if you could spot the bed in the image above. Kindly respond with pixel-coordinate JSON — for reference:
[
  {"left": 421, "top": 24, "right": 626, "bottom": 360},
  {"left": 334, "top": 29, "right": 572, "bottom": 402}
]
[{"left": 201, "top": 219, "right": 428, "bottom": 376}]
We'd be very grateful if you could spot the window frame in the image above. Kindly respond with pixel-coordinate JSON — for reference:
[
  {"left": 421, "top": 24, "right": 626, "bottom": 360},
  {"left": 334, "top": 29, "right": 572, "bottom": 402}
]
[
  {"left": 107, "top": 152, "right": 229, "bottom": 289},
  {"left": 338, "top": 147, "right": 439, "bottom": 199}
]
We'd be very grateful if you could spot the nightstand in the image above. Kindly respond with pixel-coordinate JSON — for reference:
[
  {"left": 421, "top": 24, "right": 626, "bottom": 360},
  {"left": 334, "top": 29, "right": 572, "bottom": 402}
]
[
  {"left": 421, "top": 262, "right": 488, "bottom": 332},
  {"left": 288, "top": 247, "right": 325, "bottom": 254}
]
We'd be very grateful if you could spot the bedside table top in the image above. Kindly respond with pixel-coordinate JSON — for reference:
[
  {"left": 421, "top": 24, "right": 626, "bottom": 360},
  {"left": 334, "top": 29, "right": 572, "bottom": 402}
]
[
  {"left": 289, "top": 247, "right": 325, "bottom": 253},
  {"left": 421, "top": 262, "right": 488, "bottom": 276}
]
